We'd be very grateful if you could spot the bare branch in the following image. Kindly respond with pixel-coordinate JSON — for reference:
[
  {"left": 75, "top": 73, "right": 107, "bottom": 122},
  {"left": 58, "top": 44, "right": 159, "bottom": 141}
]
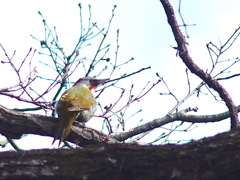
[
  {"left": 103, "top": 79, "right": 161, "bottom": 120},
  {"left": 160, "top": 0, "right": 239, "bottom": 129},
  {"left": 85, "top": 5, "right": 117, "bottom": 76},
  {"left": 177, "top": 0, "right": 196, "bottom": 38},
  {"left": 104, "top": 66, "right": 151, "bottom": 85},
  {"left": 0, "top": 83, "right": 22, "bottom": 92},
  {"left": 217, "top": 73, "right": 240, "bottom": 81},
  {"left": 112, "top": 105, "right": 240, "bottom": 142},
  {"left": 0, "top": 92, "right": 52, "bottom": 109},
  {"left": 6, "top": 137, "right": 21, "bottom": 151}
]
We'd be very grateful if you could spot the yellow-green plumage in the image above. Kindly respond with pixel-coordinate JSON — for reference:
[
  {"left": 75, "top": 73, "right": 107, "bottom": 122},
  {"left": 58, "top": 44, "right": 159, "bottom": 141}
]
[
  {"left": 53, "top": 85, "right": 97, "bottom": 146},
  {"left": 52, "top": 77, "right": 109, "bottom": 147}
]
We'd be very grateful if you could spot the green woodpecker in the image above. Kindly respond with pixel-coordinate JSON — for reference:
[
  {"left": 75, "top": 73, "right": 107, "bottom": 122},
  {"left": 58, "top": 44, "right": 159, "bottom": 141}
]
[{"left": 52, "top": 77, "right": 109, "bottom": 146}]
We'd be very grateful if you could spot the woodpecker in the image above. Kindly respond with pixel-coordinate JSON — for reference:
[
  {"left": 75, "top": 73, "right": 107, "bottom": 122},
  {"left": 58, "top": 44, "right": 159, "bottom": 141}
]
[{"left": 52, "top": 77, "right": 109, "bottom": 146}]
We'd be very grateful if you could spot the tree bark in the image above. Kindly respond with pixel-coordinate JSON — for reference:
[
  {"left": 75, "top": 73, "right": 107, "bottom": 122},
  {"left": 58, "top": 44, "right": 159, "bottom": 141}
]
[
  {"left": 1, "top": 103, "right": 240, "bottom": 145},
  {"left": 1, "top": 130, "right": 240, "bottom": 180},
  {"left": 0, "top": 105, "right": 118, "bottom": 147}
]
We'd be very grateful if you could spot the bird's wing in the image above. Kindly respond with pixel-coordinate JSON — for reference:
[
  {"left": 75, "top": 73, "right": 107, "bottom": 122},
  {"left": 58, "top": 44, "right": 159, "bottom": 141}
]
[{"left": 68, "top": 86, "right": 96, "bottom": 111}]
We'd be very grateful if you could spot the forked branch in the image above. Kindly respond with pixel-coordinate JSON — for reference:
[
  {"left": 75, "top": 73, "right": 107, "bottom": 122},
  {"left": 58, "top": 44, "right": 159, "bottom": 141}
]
[{"left": 160, "top": 0, "right": 239, "bottom": 129}]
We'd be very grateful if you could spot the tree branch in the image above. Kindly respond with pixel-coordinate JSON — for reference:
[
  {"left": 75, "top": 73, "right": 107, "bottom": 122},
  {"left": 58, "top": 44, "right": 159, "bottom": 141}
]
[
  {"left": 1, "top": 102, "right": 240, "bottom": 145},
  {"left": 1, "top": 130, "right": 240, "bottom": 179},
  {"left": 112, "top": 106, "right": 240, "bottom": 142},
  {"left": 160, "top": 0, "right": 239, "bottom": 129},
  {"left": 0, "top": 105, "right": 118, "bottom": 147}
]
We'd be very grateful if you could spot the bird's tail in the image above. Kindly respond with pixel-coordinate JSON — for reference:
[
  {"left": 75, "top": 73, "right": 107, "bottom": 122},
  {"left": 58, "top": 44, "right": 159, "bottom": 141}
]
[{"left": 52, "top": 121, "right": 73, "bottom": 147}]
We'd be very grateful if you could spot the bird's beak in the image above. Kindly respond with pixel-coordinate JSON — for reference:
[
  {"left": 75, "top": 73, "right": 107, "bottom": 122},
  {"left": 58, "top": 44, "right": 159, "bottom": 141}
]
[
  {"left": 94, "top": 78, "right": 109, "bottom": 85},
  {"left": 91, "top": 78, "right": 109, "bottom": 88}
]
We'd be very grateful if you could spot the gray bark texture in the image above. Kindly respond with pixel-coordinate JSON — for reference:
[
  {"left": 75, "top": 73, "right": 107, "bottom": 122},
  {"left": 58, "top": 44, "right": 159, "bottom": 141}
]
[{"left": 1, "top": 130, "right": 240, "bottom": 180}]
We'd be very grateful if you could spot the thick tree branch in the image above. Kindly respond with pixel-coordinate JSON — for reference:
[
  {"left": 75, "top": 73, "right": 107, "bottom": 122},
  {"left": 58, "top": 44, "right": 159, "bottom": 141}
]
[
  {"left": 160, "top": 0, "right": 239, "bottom": 130},
  {"left": 1, "top": 130, "right": 240, "bottom": 179},
  {"left": 1, "top": 104, "right": 240, "bottom": 144},
  {"left": 0, "top": 105, "right": 118, "bottom": 147}
]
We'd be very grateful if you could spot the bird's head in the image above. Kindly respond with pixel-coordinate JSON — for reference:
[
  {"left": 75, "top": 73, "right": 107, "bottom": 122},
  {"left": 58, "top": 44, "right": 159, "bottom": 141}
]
[{"left": 73, "top": 77, "right": 109, "bottom": 90}]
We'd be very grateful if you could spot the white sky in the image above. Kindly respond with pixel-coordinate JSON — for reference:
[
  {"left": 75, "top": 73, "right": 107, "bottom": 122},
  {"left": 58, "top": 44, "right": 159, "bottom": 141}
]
[{"left": 1, "top": 0, "right": 240, "bottom": 150}]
